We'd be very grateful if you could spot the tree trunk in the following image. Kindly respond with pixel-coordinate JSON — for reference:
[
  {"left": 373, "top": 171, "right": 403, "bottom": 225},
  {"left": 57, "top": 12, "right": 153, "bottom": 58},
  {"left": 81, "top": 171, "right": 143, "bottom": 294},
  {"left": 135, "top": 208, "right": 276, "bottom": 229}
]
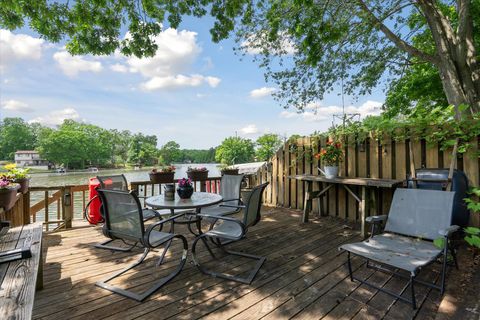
[{"left": 416, "top": 0, "right": 480, "bottom": 117}]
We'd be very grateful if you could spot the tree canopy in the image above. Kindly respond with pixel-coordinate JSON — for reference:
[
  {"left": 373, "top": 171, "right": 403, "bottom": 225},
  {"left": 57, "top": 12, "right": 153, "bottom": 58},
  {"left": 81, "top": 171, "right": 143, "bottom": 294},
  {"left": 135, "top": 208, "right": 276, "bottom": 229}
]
[
  {"left": 0, "top": 118, "right": 37, "bottom": 160},
  {"left": 2, "top": 1, "right": 478, "bottom": 115},
  {"left": 255, "top": 133, "right": 283, "bottom": 161},
  {"left": 215, "top": 136, "right": 255, "bottom": 165}
]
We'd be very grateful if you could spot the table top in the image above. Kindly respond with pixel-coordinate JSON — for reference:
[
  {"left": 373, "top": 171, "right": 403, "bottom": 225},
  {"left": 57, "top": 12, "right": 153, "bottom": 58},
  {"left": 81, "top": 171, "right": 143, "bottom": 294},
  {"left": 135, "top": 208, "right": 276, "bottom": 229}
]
[
  {"left": 145, "top": 192, "right": 223, "bottom": 210},
  {"left": 288, "top": 174, "right": 403, "bottom": 188},
  {"left": 0, "top": 222, "right": 43, "bottom": 320}
]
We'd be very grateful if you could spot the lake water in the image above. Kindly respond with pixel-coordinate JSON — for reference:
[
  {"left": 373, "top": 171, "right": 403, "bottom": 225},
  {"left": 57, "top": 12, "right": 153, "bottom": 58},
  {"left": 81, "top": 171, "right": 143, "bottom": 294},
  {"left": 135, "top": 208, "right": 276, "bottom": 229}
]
[
  {"left": 28, "top": 163, "right": 222, "bottom": 225},
  {"left": 30, "top": 163, "right": 222, "bottom": 187}
]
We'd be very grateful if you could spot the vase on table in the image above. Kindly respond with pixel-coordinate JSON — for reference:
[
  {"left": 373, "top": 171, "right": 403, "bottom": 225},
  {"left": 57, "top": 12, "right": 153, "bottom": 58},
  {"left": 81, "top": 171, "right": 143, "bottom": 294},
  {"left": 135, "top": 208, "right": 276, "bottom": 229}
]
[
  {"left": 177, "top": 186, "right": 194, "bottom": 199},
  {"left": 319, "top": 166, "right": 339, "bottom": 179}
]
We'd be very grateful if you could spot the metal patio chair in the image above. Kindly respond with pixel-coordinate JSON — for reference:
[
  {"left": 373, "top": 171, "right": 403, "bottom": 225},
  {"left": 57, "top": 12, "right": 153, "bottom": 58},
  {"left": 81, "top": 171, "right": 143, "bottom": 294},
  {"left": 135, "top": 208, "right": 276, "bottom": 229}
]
[
  {"left": 191, "top": 182, "right": 269, "bottom": 284},
  {"left": 97, "top": 174, "right": 161, "bottom": 222},
  {"left": 201, "top": 174, "right": 245, "bottom": 217},
  {"left": 339, "top": 188, "right": 459, "bottom": 309},
  {"left": 95, "top": 188, "right": 187, "bottom": 301},
  {"left": 95, "top": 174, "right": 166, "bottom": 251}
]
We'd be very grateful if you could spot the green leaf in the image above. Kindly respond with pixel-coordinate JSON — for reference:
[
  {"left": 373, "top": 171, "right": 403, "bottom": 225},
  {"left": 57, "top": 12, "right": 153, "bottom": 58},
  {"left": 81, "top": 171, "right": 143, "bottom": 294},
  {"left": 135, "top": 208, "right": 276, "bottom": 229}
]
[{"left": 433, "top": 237, "right": 446, "bottom": 249}]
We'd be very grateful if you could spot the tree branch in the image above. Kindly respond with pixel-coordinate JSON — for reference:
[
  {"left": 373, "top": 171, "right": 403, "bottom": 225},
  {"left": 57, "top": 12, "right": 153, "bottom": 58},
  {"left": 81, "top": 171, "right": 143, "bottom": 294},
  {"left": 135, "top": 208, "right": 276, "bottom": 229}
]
[{"left": 356, "top": 0, "right": 439, "bottom": 65}]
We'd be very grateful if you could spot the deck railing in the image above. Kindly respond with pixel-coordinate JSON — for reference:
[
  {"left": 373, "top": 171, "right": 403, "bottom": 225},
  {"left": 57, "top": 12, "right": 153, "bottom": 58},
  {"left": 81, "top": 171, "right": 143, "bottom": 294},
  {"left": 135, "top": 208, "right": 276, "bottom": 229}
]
[{"left": 1, "top": 176, "right": 224, "bottom": 231}]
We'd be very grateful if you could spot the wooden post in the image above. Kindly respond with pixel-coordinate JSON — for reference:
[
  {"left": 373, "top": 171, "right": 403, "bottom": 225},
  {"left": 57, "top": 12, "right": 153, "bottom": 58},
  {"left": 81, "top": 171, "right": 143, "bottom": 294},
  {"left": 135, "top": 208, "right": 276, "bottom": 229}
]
[
  {"left": 22, "top": 192, "right": 30, "bottom": 225},
  {"left": 360, "top": 186, "right": 368, "bottom": 238},
  {"left": 200, "top": 180, "right": 207, "bottom": 192},
  {"left": 302, "top": 181, "right": 313, "bottom": 223},
  {"left": 63, "top": 186, "right": 73, "bottom": 229}
]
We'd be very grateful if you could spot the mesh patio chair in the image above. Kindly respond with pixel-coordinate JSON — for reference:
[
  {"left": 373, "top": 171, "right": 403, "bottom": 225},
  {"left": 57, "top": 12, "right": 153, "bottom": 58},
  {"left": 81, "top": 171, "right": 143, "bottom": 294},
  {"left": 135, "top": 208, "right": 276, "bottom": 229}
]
[
  {"left": 191, "top": 182, "right": 269, "bottom": 284},
  {"left": 200, "top": 174, "right": 245, "bottom": 217},
  {"left": 95, "top": 188, "right": 187, "bottom": 301},
  {"left": 95, "top": 174, "right": 166, "bottom": 251},
  {"left": 96, "top": 174, "right": 161, "bottom": 222},
  {"left": 339, "top": 188, "right": 459, "bottom": 309}
]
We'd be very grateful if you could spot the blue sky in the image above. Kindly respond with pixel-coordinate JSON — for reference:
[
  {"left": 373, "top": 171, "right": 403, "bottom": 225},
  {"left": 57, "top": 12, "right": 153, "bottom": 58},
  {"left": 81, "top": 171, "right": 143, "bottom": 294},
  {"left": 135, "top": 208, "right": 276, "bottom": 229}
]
[{"left": 0, "top": 16, "right": 384, "bottom": 149}]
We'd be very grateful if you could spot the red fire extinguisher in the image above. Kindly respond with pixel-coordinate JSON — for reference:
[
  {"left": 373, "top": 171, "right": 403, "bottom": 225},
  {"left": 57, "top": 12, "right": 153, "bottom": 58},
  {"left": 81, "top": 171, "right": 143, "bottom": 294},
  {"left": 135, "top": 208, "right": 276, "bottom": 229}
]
[{"left": 83, "top": 177, "right": 104, "bottom": 224}]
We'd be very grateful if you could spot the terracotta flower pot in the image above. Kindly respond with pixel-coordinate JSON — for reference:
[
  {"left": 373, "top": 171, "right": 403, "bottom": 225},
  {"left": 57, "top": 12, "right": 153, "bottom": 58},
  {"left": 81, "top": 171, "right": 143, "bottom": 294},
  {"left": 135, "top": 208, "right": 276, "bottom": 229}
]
[
  {"left": 0, "top": 184, "right": 20, "bottom": 211},
  {"left": 149, "top": 172, "right": 175, "bottom": 184},
  {"left": 187, "top": 170, "right": 208, "bottom": 181},
  {"left": 14, "top": 178, "right": 30, "bottom": 194}
]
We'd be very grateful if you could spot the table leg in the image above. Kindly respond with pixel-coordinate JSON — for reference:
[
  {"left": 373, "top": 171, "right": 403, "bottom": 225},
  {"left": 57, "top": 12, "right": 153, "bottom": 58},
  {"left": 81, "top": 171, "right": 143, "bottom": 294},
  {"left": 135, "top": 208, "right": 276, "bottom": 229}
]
[
  {"left": 302, "top": 181, "right": 313, "bottom": 223},
  {"left": 360, "top": 186, "right": 370, "bottom": 238}
]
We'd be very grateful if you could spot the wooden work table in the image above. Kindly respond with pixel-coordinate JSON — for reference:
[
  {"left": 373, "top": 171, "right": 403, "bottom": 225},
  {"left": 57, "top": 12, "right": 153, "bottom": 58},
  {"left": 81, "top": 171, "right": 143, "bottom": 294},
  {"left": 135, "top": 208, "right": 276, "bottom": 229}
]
[
  {"left": 0, "top": 222, "right": 43, "bottom": 320},
  {"left": 288, "top": 174, "right": 403, "bottom": 237}
]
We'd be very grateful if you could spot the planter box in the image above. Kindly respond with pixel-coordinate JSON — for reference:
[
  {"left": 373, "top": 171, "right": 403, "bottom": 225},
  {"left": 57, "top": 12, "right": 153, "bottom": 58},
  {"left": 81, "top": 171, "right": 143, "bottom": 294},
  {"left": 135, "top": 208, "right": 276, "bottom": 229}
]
[
  {"left": 187, "top": 170, "right": 209, "bottom": 181},
  {"left": 149, "top": 172, "right": 175, "bottom": 184},
  {"left": 0, "top": 184, "right": 20, "bottom": 211},
  {"left": 221, "top": 168, "right": 239, "bottom": 176},
  {"left": 14, "top": 178, "right": 30, "bottom": 194}
]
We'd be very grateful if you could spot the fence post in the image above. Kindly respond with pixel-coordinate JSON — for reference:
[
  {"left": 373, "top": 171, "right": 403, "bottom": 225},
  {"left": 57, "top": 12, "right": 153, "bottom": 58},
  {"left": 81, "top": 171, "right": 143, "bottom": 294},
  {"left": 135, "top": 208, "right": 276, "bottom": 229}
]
[{"left": 63, "top": 186, "right": 73, "bottom": 229}]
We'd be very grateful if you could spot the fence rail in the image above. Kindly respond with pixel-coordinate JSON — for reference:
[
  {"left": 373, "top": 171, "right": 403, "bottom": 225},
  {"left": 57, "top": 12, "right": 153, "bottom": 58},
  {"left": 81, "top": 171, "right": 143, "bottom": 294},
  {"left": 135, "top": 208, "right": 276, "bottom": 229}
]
[{"left": 256, "top": 134, "right": 480, "bottom": 227}]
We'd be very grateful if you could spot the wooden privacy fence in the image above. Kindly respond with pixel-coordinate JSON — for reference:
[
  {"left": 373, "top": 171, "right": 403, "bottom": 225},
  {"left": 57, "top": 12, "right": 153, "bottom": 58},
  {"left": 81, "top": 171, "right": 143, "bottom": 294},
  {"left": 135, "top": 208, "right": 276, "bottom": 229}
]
[{"left": 256, "top": 134, "right": 480, "bottom": 227}]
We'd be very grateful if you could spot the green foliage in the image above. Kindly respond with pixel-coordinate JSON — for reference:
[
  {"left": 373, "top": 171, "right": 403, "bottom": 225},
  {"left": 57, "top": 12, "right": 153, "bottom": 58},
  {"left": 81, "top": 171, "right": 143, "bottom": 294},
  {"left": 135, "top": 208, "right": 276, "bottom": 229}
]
[
  {"left": 0, "top": 118, "right": 38, "bottom": 160},
  {"left": 463, "top": 187, "right": 480, "bottom": 250},
  {"left": 3, "top": 1, "right": 478, "bottom": 114},
  {"left": 325, "top": 106, "right": 480, "bottom": 153},
  {"left": 315, "top": 140, "right": 343, "bottom": 166},
  {"left": 255, "top": 134, "right": 283, "bottom": 161},
  {"left": 159, "top": 141, "right": 181, "bottom": 165},
  {"left": 215, "top": 136, "right": 255, "bottom": 165},
  {"left": 37, "top": 120, "right": 113, "bottom": 169},
  {"left": 127, "top": 133, "right": 158, "bottom": 166}
]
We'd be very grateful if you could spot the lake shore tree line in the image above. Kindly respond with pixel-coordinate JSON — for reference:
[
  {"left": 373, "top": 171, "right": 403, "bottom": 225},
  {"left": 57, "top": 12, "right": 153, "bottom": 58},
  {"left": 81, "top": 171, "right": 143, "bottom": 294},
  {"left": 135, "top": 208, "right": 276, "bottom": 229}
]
[{"left": 0, "top": 117, "right": 283, "bottom": 169}]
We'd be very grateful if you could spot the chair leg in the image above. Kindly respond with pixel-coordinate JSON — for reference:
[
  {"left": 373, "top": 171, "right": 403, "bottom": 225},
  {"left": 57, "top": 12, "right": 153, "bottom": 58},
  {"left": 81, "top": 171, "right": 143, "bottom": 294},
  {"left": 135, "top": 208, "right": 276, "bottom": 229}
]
[
  {"left": 96, "top": 235, "right": 188, "bottom": 301},
  {"left": 410, "top": 275, "right": 417, "bottom": 309},
  {"left": 347, "top": 252, "right": 354, "bottom": 281},
  {"left": 440, "top": 247, "right": 449, "bottom": 294},
  {"left": 449, "top": 244, "right": 459, "bottom": 270},
  {"left": 192, "top": 234, "right": 265, "bottom": 285},
  {"left": 95, "top": 238, "right": 138, "bottom": 252}
]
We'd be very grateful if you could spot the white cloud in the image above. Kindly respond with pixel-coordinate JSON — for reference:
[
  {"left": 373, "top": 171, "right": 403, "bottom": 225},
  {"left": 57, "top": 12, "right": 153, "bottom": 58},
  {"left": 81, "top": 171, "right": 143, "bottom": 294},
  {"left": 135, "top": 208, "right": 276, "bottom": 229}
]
[
  {"left": 141, "top": 74, "right": 221, "bottom": 91},
  {"left": 126, "top": 28, "right": 201, "bottom": 78},
  {"left": 0, "top": 29, "right": 44, "bottom": 69},
  {"left": 53, "top": 51, "right": 103, "bottom": 77},
  {"left": 29, "top": 108, "right": 80, "bottom": 126},
  {"left": 1, "top": 99, "right": 34, "bottom": 113},
  {"left": 239, "top": 124, "right": 259, "bottom": 135},
  {"left": 110, "top": 63, "right": 128, "bottom": 73},
  {"left": 279, "top": 100, "right": 382, "bottom": 122},
  {"left": 242, "top": 31, "right": 296, "bottom": 55},
  {"left": 112, "top": 28, "right": 220, "bottom": 90},
  {"left": 250, "top": 87, "right": 276, "bottom": 98}
]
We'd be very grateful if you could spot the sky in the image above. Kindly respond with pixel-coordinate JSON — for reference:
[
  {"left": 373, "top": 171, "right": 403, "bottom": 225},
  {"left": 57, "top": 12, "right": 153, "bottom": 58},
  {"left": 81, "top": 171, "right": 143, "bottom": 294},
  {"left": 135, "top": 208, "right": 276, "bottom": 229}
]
[{"left": 0, "top": 15, "right": 385, "bottom": 149}]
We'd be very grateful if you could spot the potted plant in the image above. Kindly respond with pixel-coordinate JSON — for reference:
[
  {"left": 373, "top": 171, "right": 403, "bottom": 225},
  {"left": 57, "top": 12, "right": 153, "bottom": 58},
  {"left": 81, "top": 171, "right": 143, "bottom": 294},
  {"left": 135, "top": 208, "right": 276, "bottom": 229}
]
[
  {"left": 177, "top": 178, "right": 194, "bottom": 199},
  {"left": 187, "top": 166, "right": 209, "bottom": 181},
  {"left": 4, "top": 163, "right": 30, "bottom": 194},
  {"left": 149, "top": 165, "right": 175, "bottom": 183},
  {"left": 314, "top": 139, "right": 343, "bottom": 178},
  {"left": 0, "top": 176, "right": 20, "bottom": 211}
]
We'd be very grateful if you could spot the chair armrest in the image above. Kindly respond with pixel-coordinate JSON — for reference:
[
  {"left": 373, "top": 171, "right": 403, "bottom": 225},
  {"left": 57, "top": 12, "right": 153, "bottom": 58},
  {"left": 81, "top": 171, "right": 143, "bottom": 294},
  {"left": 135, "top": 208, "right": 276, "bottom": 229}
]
[
  {"left": 365, "top": 215, "right": 387, "bottom": 223},
  {"left": 197, "top": 213, "right": 246, "bottom": 235},
  {"left": 145, "top": 212, "right": 185, "bottom": 236},
  {"left": 221, "top": 198, "right": 241, "bottom": 202},
  {"left": 219, "top": 204, "right": 246, "bottom": 209},
  {"left": 438, "top": 225, "right": 460, "bottom": 237}
]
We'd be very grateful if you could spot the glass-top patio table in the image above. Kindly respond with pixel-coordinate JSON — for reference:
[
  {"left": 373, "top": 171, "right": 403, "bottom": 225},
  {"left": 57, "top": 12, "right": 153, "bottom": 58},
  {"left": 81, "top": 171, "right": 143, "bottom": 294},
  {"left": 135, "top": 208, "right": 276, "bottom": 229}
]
[{"left": 145, "top": 192, "right": 222, "bottom": 236}]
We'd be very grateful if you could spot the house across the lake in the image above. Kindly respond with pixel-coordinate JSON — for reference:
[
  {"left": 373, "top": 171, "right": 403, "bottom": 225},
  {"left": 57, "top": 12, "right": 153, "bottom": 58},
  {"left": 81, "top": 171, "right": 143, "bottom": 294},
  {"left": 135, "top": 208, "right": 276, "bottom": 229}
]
[{"left": 14, "top": 150, "right": 49, "bottom": 169}]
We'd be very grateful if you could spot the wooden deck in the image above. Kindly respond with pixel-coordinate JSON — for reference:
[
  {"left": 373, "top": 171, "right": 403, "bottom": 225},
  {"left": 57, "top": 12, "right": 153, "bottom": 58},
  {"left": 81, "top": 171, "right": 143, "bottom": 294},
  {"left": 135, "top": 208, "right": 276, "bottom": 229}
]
[{"left": 33, "top": 207, "right": 455, "bottom": 319}]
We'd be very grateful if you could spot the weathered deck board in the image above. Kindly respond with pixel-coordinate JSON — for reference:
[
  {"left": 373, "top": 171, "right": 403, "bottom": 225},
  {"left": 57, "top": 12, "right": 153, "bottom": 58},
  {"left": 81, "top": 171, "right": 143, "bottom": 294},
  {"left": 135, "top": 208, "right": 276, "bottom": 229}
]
[{"left": 33, "top": 207, "right": 452, "bottom": 320}]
